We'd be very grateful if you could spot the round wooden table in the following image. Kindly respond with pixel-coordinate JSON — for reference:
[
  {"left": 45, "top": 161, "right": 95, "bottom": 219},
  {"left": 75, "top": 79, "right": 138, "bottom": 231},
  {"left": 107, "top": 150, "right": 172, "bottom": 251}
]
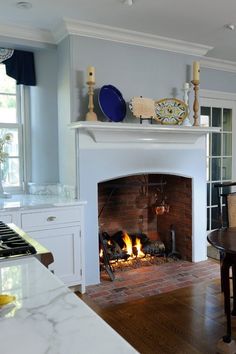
[{"left": 208, "top": 227, "right": 236, "bottom": 343}]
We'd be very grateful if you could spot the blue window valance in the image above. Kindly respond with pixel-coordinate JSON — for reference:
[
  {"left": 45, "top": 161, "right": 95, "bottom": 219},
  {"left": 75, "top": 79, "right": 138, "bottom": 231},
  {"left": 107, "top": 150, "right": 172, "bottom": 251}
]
[{"left": 0, "top": 48, "right": 36, "bottom": 86}]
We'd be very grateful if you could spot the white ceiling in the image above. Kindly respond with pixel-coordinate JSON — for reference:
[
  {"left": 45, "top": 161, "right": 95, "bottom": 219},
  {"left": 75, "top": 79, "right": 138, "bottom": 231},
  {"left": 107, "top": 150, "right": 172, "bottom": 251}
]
[{"left": 1, "top": 0, "right": 236, "bottom": 61}]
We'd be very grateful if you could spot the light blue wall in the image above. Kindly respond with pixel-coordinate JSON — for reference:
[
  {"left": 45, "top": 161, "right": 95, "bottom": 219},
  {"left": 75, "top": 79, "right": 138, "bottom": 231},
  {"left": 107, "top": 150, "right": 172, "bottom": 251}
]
[
  {"left": 29, "top": 36, "right": 236, "bottom": 186},
  {"left": 70, "top": 36, "right": 236, "bottom": 124},
  {"left": 201, "top": 67, "right": 236, "bottom": 92},
  {"left": 55, "top": 35, "right": 236, "bottom": 187},
  {"left": 30, "top": 47, "right": 59, "bottom": 183},
  {"left": 57, "top": 37, "right": 77, "bottom": 186},
  {"left": 70, "top": 36, "right": 197, "bottom": 122},
  {"left": 5, "top": 36, "right": 236, "bottom": 187}
]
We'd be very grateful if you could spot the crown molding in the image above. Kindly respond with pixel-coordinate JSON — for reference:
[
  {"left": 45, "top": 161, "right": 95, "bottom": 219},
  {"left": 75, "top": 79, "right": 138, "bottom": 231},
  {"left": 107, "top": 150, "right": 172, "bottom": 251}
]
[
  {"left": 200, "top": 89, "right": 236, "bottom": 101},
  {"left": 0, "top": 23, "right": 54, "bottom": 47},
  {"left": 53, "top": 18, "right": 212, "bottom": 56},
  {"left": 200, "top": 56, "right": 236, "bottom": 73},
  {"left": 2, "top": 18, "right": 236, "bottom": 74}
]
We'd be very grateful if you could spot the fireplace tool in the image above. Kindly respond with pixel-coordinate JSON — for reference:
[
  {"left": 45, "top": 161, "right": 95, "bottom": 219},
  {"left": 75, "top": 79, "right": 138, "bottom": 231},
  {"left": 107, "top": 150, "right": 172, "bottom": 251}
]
[
  {"left": 168, "top": 225, "right": 181, "bottom": 259},
  {"left": 99, "top": 232, "right": 115, "bottom": 281}
]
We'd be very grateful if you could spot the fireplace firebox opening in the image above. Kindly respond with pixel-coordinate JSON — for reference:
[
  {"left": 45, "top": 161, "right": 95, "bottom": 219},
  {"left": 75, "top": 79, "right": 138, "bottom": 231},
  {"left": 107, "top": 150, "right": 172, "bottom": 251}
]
[{"left": 98, "top": 174, "right": 192, "bottom": 275}]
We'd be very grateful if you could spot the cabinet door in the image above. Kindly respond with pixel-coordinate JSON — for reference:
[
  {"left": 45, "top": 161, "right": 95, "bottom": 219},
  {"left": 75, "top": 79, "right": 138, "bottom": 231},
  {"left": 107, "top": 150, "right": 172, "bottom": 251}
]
[
  {"left": 28, "top": 226, "right": 82, "bottom": 286},
  {"left": 0, "top": 214, "right": 13, "bottom": 224}
]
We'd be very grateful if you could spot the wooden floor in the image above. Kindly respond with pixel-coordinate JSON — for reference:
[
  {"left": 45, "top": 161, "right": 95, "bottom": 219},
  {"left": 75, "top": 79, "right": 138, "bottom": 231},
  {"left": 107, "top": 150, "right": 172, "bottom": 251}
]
[{"left": 80, "top": 278, "right": 236, "bottom": 354}]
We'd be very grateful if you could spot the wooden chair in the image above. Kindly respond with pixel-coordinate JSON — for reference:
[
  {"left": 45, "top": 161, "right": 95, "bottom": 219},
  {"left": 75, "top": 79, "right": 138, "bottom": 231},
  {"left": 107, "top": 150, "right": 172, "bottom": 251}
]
[
  {"left": 214, "top": 182, "right": 236, "bottom": 291},
  {"left": 227, "top": 193, "right": 236, "bottom": 228},
  {"left": 214, "top": 182, "right": 236, "bottom": 228}
]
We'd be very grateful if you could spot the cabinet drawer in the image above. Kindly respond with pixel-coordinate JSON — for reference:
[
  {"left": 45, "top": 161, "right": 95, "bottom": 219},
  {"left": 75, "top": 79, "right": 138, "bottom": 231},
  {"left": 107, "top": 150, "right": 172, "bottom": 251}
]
[{"left": 21, "top": 207, "right": 81, "bottom": 230}]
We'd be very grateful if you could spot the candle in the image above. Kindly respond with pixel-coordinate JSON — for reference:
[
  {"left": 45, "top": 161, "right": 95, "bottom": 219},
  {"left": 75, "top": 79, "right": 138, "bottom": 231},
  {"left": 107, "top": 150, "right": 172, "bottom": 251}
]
[
  {"left": 193, "top": 61, "right": 200, "bottom": 81},
  {"left": 87, "top": 66, "right": 95, "bottom": 83}
]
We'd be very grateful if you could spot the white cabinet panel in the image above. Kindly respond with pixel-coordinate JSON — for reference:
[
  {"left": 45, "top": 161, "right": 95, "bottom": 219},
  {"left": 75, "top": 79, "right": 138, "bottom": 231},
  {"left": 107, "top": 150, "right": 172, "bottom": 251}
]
[
  {"left": 0, "top": 214, "right": 12, "bottom": 224},
  {"left": 0, "top": 212, "right": 19, "bottom": 225},
  {"left": 28, "top": 226, "right": 82, "bottom": 286}
]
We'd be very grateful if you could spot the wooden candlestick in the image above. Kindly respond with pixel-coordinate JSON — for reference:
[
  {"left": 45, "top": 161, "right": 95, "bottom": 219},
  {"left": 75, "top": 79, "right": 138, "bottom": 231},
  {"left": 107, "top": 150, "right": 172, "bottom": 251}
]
[
  {"left": 191, "top": 80, "right": 200, "bottom": 126},
  {"left": 86, "top": 81, "right": 97, "bottom": 121}
]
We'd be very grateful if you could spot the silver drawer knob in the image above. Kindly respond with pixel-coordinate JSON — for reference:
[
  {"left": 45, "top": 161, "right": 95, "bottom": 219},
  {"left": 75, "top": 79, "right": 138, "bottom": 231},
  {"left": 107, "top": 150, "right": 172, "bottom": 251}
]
[{"left": 47, "top": 216, "right": 56, "bottom": 222}]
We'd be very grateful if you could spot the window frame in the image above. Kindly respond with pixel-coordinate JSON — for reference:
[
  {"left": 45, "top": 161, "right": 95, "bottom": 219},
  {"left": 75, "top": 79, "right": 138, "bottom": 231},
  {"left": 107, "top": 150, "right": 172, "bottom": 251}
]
[{"left": 0, "top": 65, "right": 30, "bottom": 193}]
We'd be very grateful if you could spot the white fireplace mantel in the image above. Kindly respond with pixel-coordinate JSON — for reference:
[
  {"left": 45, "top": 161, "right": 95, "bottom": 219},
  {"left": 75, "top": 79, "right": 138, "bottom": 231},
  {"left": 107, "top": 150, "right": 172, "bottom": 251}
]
[
  {"left": 72, "top": 120, "right": 220, "bottom": 286},
  {"left": 70, "top": 121, "right": 220, "bottom": 144}
]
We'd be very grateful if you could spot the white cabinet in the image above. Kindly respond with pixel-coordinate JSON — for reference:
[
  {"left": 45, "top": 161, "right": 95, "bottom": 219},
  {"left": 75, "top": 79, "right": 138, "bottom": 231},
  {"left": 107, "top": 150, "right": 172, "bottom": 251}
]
[
  {"left": 0, "top": 213, "right": 13, "bottom": 224},
  {"left": 28, "top": 226, "right": 83, "bottom": 288},
  {"left": 0, "top": 211, "right": 19, "bottom": 225},
  {"left": 0, "top": 202, "right": 85, "bottom": 293},
  {"left": 20, "top": 205, "right": 85, "bottom": 293}
]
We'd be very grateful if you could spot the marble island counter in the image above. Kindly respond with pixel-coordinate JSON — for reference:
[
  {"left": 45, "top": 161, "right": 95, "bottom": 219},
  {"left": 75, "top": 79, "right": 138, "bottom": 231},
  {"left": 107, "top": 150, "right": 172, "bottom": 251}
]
[{"left": 0, "top": 257, "right": 138, "bottom": 354}]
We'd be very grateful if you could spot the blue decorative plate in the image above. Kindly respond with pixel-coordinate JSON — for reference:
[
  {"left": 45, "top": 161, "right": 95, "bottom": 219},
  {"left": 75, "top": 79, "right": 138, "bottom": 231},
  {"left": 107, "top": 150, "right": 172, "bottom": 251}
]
[{"left": 98, "top": 85, "right": 126, "bottom": 122}]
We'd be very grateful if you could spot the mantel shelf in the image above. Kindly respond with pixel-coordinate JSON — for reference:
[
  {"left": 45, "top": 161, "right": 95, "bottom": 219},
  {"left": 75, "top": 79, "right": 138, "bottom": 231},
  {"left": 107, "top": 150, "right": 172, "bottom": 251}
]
[{"left": 70, "top": 121, "right": 220, "bottom": 144}]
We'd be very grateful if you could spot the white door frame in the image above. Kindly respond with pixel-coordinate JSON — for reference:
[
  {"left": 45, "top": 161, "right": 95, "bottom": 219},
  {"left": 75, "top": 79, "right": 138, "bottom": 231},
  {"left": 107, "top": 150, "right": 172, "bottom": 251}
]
[{"left": 200, "top": 89, "right": 236, "bottom": 181}]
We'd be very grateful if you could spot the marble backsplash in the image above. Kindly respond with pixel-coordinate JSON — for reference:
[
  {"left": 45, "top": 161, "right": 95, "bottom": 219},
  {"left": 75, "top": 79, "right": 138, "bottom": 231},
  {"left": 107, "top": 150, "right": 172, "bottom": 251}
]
[{"left": 27, "top": 183, "right": 76, "bottom": 199}]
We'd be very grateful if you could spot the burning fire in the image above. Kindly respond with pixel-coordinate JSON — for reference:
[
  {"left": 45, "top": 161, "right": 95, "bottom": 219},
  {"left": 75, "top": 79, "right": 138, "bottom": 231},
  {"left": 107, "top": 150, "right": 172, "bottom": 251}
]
[
  {"left": 123, "top": 232, "right": 133, "bottom": 256},
  {"left": 122, "top": 232, "right": 144, "bottom": 258},
  {"left": 134, "top": 237, "right": 145, "bottom": 257}
]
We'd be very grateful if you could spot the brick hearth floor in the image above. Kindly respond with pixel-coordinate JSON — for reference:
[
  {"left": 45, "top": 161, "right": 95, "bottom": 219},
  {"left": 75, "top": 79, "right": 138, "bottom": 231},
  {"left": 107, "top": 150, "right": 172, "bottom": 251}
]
[{"left": 85, "top": 259, "right": 220, "bottom": 308}]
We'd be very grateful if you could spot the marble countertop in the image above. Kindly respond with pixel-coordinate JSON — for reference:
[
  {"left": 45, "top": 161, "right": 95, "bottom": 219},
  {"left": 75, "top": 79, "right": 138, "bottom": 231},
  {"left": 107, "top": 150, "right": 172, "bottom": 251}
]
[
  {"left": 0, "top": 194, "right": 86, "bottom": 211},
  {"left": 0, "top": 257, "right": 138, "bottom": 354}
]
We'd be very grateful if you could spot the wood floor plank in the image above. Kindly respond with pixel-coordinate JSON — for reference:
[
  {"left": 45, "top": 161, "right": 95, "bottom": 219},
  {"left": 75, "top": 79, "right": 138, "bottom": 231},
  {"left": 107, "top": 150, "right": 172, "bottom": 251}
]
[
  {"left": 100, "top": 304, "right": 203, "bottom": 354},
  {"left": 80, "top": 279, "right": 232, "bottom": 353}
]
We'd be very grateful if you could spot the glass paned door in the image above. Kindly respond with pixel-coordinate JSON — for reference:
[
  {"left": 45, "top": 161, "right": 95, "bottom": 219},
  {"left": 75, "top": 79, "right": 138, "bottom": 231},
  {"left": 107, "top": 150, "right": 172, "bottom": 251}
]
[{"left": 200, "top": 98, "right": 234, "bottom": 231}]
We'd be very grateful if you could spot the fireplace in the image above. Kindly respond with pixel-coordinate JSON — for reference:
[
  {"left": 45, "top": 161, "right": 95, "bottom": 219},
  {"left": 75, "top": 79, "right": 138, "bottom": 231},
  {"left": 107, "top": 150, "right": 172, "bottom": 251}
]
[
  {"left": 98, "top": 174, "right": 192, "bottom": 263},
  {"left": 72, "top": 121, "right": 218, "bottom": 286}
]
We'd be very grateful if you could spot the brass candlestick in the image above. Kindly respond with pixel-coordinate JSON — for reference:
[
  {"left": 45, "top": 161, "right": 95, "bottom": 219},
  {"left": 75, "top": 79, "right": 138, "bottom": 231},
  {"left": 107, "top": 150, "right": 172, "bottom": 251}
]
[
  {"left": 191, "top": 80, "right": 200, "bottom": 126},
  {"left": 86, "top": 81, "right": 97, "bottom": 121}
]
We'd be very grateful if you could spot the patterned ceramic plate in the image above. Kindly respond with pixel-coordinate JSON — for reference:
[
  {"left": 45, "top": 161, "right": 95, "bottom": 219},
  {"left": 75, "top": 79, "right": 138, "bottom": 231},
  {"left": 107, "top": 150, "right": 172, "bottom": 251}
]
[{"left": 154, "top": 98, "right": 188, "bottom": 125}]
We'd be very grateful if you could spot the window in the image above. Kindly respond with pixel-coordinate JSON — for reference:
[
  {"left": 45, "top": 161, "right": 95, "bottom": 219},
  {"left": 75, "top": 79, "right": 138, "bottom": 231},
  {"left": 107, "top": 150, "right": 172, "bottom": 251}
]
[
  {"left": 0, "top": 64, "right": 23, "bottom": 191},
  {"left": 200, "top": 97, "right": 234, "bottom": 231}
]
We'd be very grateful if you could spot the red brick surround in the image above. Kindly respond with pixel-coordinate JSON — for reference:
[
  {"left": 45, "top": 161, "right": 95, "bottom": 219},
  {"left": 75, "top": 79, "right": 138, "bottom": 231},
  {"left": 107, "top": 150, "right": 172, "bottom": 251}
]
[
  {"left": 98, "top": 174, "right": 192, "bottom": 261},
  {"left": 85, "top": 259, "right": 219, "bottom": 308}
]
